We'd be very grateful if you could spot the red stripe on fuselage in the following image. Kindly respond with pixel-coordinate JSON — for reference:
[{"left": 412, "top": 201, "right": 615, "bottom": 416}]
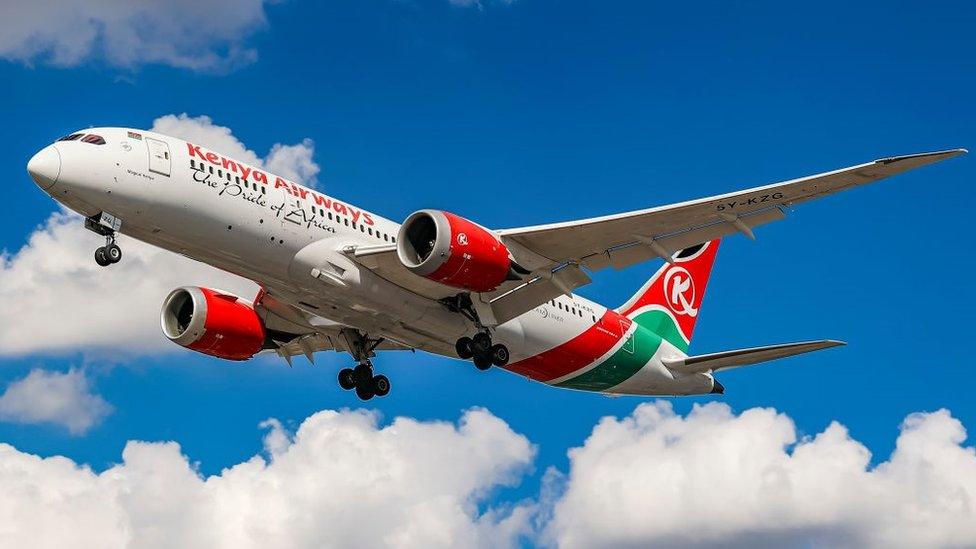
[{"left": 505, "top": 310, "right": 625, "bottom": 382}]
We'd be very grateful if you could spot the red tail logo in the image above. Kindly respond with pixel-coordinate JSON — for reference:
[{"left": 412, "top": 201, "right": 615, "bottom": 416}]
[
  {"left": 618, "top": 239, "right": 721, "bottom": 345},
  {"left": 664, "top": 266, "right": 698, "bottom": 317}
]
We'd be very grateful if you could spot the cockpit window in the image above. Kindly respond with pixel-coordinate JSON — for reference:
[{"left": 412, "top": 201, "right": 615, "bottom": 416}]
[
  {"left": 57, "top": 133, "right": 84, "bottom": 142},
  {"left": 81, "top": 134, "right": 106, "bottom": 145}
]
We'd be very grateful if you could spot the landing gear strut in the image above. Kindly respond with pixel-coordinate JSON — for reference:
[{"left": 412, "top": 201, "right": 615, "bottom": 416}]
[
  {"left": 86, "top": 214, "right": 122, "bottom": 267},
  {"left": 443, "top": 294, "right": 510, "bottom": 371},
  {"left": 336, "top": 330, "right": 391, "bottom": 401}
]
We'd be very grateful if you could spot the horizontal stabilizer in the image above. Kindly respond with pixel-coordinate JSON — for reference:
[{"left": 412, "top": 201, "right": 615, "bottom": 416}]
[{"left": 663, "top": 340, "right": 845, "bottom": 374}]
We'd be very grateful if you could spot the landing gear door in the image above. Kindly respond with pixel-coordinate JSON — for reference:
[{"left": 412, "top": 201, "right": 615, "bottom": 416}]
[{"left": 146, "top": 138, "right": 171, "bottom": 176}]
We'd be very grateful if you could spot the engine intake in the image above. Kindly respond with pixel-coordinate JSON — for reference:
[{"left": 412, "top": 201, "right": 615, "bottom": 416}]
[
  {"left": 397, "top": 210, "right": 512, "bottom": 292},
  {"left": 161, "top": 287, "right": 265, "bottom": 361}
]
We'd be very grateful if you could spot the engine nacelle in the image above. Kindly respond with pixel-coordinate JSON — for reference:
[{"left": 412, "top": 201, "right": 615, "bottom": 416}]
[
  {"left": 160, "top": 287, "right": 266, "bottom": 361},
  {"left": 397, "top": 210, "right": 512, "bottom": 292}
]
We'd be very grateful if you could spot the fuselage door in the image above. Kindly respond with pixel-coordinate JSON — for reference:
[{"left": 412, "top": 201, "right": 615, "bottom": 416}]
[{"left": 146, "top": 137, "right": 171, "bottom": 176}]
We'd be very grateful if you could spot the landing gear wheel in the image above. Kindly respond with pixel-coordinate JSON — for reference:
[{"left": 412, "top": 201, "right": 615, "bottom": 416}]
[
  {"left": 338, "top": 368, "right": 356, "bottom": 390},
  {"left": 353, "top": 363, "right": 373, "bottom": 384},
  {"left": 355, "top": 384, "right": 375, "bottom": 401},
  {"left": 94, "top": 247, "right": 111, "bottom": 267},
  {"left": 455, "top": 337, "right": 474, "bottom": 359},
  {"left": 473, "top": 353, "right": 492, "bottom": 371},
  {"left": 372, "top": 375, "right": 391, "bottom": 397},
  {"left": 105, "top": 243, "right": 122, "bottom": 264},
  {"left": 489, "top": 344, "right": 510, "bottom": 367},
  {"left": 471, "top": 332, "right": 492, "bottom": 354}
]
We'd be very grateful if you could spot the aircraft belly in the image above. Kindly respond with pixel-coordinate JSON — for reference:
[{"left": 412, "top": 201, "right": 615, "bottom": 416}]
[{"left": 603, "top": 338, "right": 714, "bottom": 396}]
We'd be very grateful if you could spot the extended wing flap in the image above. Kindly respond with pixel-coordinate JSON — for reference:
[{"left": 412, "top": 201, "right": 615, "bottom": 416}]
[{"left": 663, "top": 340, "right": 845, "bottom": 374}]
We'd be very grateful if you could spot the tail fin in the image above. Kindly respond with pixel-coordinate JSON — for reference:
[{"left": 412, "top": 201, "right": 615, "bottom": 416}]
[{"left": 617, "top": 240, "right": 721, "bottom": 353}]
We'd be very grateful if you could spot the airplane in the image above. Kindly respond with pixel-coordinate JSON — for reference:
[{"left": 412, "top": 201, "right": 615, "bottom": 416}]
[{"left": 25, "top": 128, "right": 965, "bottom": 400}]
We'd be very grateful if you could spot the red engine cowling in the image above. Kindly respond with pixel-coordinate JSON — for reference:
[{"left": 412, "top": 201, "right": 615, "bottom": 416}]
[
  {"left": 160, "top": 287, "right": 266, "bottom": 361},
  {"left": 397, "top": 210, "right": 511, "bottom": 292}
]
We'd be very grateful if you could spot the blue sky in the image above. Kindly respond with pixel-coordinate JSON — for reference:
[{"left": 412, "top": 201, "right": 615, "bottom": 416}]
[{"left": 0, "top": 1, "right": 974, "bottom": 546}]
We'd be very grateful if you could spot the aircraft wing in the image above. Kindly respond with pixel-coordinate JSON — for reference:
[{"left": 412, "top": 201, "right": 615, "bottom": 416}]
[
  {"left": 269, "top": 332, "right": 411, "bottom": 365},
  {"left": 344, "top": 149, "right": 964, "bottom": 327},
  {"left": 481, "top": 149, "right": 965, "bottom": 324},
  {"left": 498, "top": 149, "right": 965, "bottom": 272},
  {"left": 255, "top": 291, "right": 413, "bottom": 365},
  {"left": 662, "top": 339, "right": 845, "bottom": 374}
]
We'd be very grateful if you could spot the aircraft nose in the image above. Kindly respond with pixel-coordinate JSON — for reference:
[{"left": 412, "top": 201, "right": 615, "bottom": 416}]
[{"left": 27, "top": 145, "right": 61, "bottom": 190}]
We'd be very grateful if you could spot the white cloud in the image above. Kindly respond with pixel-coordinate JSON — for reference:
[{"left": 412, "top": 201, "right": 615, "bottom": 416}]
[
  {"left": 0, "top": 400, "right": 974, "bottom": 547},
  {"left": 0, "top": 0, "right": 276, "bottom": 71},
  {"left": 0, "top": 407, "right": 534, "bottom": 549},
  {"left": 0, "top": 210, "right": 259, "bottom": 356},
  {"left": 151, "top": 114, "right": 320, "bottom": 185},
  {"left": 265, "top": 140, "right": 321, "bottom": 184},
  {"left": 0, "top": 369, "right": 111, "bottom": 435},
  {"left": 543, "top": 401, "right": 976, "bottom": 548},
  {"left": 2, "top": 114, "right": 321, "bottom": 357}
]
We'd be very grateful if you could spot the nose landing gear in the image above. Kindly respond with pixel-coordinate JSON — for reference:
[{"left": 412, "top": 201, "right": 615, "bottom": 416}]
[
  {"left": 94, "top": 239, "right": 122, "bottom": 267},
  {"left": 86, "top": 214, "right": 123, "bottom": 267}
]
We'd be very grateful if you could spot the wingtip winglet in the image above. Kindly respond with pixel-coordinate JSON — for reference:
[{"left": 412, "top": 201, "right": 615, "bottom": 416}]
[{"left": 877, "top": 148, "right": 968, "bottom": 165}]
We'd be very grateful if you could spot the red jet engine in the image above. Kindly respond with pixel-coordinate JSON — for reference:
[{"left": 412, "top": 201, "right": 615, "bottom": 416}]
[
  {"left": 397, "top": 210, "right": 512, "bottom": 292},
  {"left": 160, "top": 287, "right": 266, "bottom": 360}
]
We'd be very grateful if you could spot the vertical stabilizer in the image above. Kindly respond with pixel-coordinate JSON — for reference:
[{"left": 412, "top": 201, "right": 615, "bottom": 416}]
[{"left": 616, "top": 240, "right": 720, "bottom": 352}]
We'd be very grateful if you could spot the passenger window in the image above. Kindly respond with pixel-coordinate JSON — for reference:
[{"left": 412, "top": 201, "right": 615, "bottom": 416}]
[
  {"left": 209, "top": 166, "right": 214, "bottom": 174},
  {"left": 328, "top": 212, "right": 333, "bottom": 220},
  {"left": 344, "top": 219, "right": 349, "bottom": 226},
  {"left": 384, "top": 234, "right": 389, "bottom": 242}
]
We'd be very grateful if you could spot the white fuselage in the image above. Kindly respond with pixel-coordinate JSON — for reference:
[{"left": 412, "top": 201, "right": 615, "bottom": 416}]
[{"left": 28, "top": 127, "right": 713, "bottom": 396}]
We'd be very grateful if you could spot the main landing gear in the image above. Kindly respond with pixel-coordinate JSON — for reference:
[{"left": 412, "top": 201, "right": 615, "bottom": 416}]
[
  {"left": 85, "top": 214, "right": 122, "bottom": 267},
  {"left": 441, "top": 293, "right": 510, "bottom": 371},
  {"left": 455, "top": 333, "right": 509, "bottom": 370},
  {"left": 337, "top": 363, "right": 390, "bottom": 401},
  {"left": 336, "top": 330, "right": 391, "bottom": 401}
]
